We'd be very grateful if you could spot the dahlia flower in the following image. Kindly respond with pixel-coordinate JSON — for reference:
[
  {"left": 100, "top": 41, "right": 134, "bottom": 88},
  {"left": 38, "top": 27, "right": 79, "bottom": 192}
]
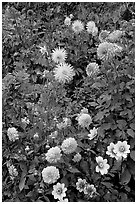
[
  {"left": 61, "top": 137, "right": 78, "bottom": 154},
  {"left": 76, "top": 178, "right": 87, "bottom": 192},
  {"left": 113, "top": 141, "right": 130, "bottom": 159},
  {"left": 88, "top": 127, "right": 98, "bottom": 140},
  {"left": 77, "top": 113, "right": 92, "bottom": 128},
  {"left": 84, "top": 184, "right": 96, "bottom": 198},
  {"left": 46, "top": 146, "right": 62, "bottom": 163},
  {"left": 97, "top": 42, "right": 122, "bottom": 61},
  {"left": 54, "top": 63, "right": 75, "bottom": 83},
  {"left": 86, "top": 21, "right": 96, "bottom": 33},
  {"left": 64, "top": 17, "right": 71, "bottom": 26},
  {"left": 7, "top": 127, "right": 19, "bottom": 142},
  {"left": 99, "top": 30, "right": 110, "bottom": 42},
  {"left": 106, "top": 142, "right": 122, "bottom": 160},
  {"left": 96, "top": 156, "right": 110, "bottom": 175},
  {"left": 72, "top": 153, "right": 82, "bottom": 162},
  {"left": 108, "top": 30, "right": 123, "bottom": 42},
  {"left": 52, "top": 183, "right": 67, "bottom": 200},
  {"left": 42, "top": 166, "right": 60, "bottom": 184},
  {"left": 72, "top": 20, "right": 84, "bottom": 34},
  {"left": 51, "top": 48, "right": 67, "bottom": 64},
  {"left": 86, "top": 62, "right": 100, "bottom": 77}
]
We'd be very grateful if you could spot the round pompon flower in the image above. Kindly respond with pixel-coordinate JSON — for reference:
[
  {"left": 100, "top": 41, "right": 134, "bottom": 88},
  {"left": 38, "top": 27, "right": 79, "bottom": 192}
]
[
  {"left": 97, "top": 42, "right": 122, "bottom": 61},
  {"left": 61, "top": 137, "right": 78, "bottom": 154},
  {"left": 108, "top": 30, "right": 123, "bottom": 42},
  {"left": 72, "top": 153, "right": 82, "bottom": 162},
  {"left": 42, "top": 166, "right": 60, "bottom": 184},
  {"left": 77, "top": 113, "right": 92, "bottom": 128},
  {"left": 72, "top": 20, "right": 84, "bottom": 34},
  {"left": 96, "top": 156, "right": 110, "bottom": 175},
  {"left": 7, "top": 127, "right": 19, "bottom": 142},
  {"left": 88, "top": 127, "right": 98, "bottom": 140},
  {"left": 106, "top": 142, "right": 122, "bottom": 160},
  {"left": 86, "top": 21, "right": 96, "bottom": 33},
  {"left": 76, "top": 178, "right": 87, "bottom": 192},
  {"left": 51, "top": 48, "right": 67, "bottom": 64},
  {"left": 54, "top": 63, "right": 75, "bottom": 83},
  {"left": 99, "top": 30, "right": 110, "bottom": 42},
  {"left": 113, "top": 141, "right": 130, "bottom": 159},
  {"left": 45, "top": 146, "right": 62, "bottom": 163},
  {"left": 86, "top": 62, "right": 100, "bottom": 77},
  {"left": 64, "top": 17, "right": 71, "bottom": 26},
  {"left": 52, "top": 183, "right": 67, "bottom": 200},
  {"left": 84, "top": 184, "right": 96, "bottom": 198}
]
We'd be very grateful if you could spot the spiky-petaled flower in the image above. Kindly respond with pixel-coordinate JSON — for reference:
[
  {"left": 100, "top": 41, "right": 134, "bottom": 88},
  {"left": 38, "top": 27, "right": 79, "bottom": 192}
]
[
  {"left": 45, "top": 146, "right": 62, "bottom": 163},
  {"left": 88, "top": 127, "right": 98, "bottom": 140},
  {"left": 76, "top": 178, "right": 87, "bottom": 192},
  {"left": 106, "top": 142, "right": 122, "bottom": 160},
  {"left": 99, "top": 30, "right": 110, "bottom": 42},
  {"left": 86, "top": 21, "right": 96, "bottom": 33},
  {"left": 72, "top": 20, "right": 84, "bottom": 34},
  {"left": 113, "top": 141, "right": 130, "bottom": 159},
  {"left": 51, "top": 48, "right": 67, "bottom": 64},
  {"left": 77, "top": 113, "right": 92, "bottom": 128},
  {"left": 64, "top": 17, "right": 71, "bottom": 26},
  {"left": 7, "top": 127, "right": 19, "bottom": 142},
  {"left": 84, "top": 184, "right": 96, "bottom": 198},
  {"left": 97, "top": 42, "right": 122, "bottom": 61},
  {"left": 52, "top": 183, "right": 67, "bottom": 200},
  {"left": 42, "top": 166, "right": 60, "bottom": 184},
  {"left": 96, "top": 156, "right": 110, "bottom": 175},
  {"left": 108, "top": 30, "right": 123, "bottom": 42},
  {"left": 61, "top": 137, "right": 78, "bottom": 154},
  {"left": 54, "top": 63, "right": 75, "bottom": 83},
  {"left": 72, "top": 153, "right": 82, "bottom": 162},
  {"left": 86, "top": 62, "right": 100, "bottom": 77}
]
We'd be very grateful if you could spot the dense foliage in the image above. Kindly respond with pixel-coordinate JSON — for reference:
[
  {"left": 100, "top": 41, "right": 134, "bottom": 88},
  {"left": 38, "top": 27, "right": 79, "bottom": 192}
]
[{"left": 2, "top": 2, "right": 135, "bottom": 202}]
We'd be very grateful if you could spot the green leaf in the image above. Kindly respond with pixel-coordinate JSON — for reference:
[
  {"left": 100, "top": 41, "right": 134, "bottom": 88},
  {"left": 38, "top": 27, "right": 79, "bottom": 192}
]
[
  {"left": 67, "top": 167, "right": 80, "bottom": 174},
  {"left": 127, "top": 129, "right": 135, "bottom": 138},
  {"left": 130, "top": 151, "right": 135, "bottom": 161},
  {"left": 19, "top": 172, "right": 26, "bottom": 191},
  {"left": 102, "top": 182, "right": 113, "bottom": 189},
  {"left": 120, "top": 168, "right": 131, "bottom": 185}
]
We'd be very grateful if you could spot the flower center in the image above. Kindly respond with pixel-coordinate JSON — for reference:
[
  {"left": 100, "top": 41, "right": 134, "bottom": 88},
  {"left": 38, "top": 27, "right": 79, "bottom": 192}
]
[
  {"left": 98, "top": 162, "right": 104, "bottom": 169},
  {"left": 119, "top": 146, "right": 125, "bottom": 152},
  {"left": 57, "top": 188, "right": 63, "bottom": 195}
]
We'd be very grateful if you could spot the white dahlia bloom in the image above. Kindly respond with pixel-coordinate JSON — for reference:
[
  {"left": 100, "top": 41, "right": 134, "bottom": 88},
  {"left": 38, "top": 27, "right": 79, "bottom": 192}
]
[
  {"left": 97, "top": 42, "right": 122, "bottom": 61},
  {"left": 51, "top": 48, "right": 67, "bottom": 64},
  {"left": 64, "top": 17, "right": 71, "bottom": 26},
  {"left": 86, "top": 21, "right": 96, "bottom": 33},
  {"left": 42, "top": 166, "right": 60, "bottom": 184},
  {"left": 46, "top": 146, "right": 62, "bottom": 163},
  {"left": 84, "top": 184, "right": 96, "bottom": 198},
  {"left": 7, "top": 127, "right": 19, "bottom": 142},
  {"left": 54, "top": 63, "right": 75, "bottom": 83},
  {"left": 76, "top": 178, "right": 87, "bottom": 192},
  {"left": 108, "top": 30, "right": 123, "bottom": 42},
  {"left": 72, "top": 20, "right": 84, "bottom": 34},
  {"left": 96, "top": 156, "right": 110, "bottom": 175},
  {"left": 52, "top": 183, "right": 67, "bottom": 200},
  {"left": 99, "top": 30, "right": 110, "bottom": 42},
  {"left": 106, "top": 142, "right": 122, "bottom": 160},
  {"left": 61, "top": 137, "right": 78, "bottom": 154},
  {"left": 88, "top": 127, "right": 98, "bottom": 140},
  {"left": 86, "top": 62, "right": 100, "bottom": 77},
  {"left": 77, "top": 113, "right": 92, "bottom": 128},
  {"left": 113, "top": 141, "right": 130, "bottom": 159}
]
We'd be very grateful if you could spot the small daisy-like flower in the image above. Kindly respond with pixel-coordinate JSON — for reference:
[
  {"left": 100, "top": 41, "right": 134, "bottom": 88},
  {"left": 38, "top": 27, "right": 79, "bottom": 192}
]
[
  {"left": 38, "top": 44, "right": 48, "bottom": 55},
  {"left": 96, "top": 156, "right": 110, "bottom": 175},
  {"left": 77, "top": 113, "right": 92, "bottom": 128},
  {"left": 25, "top": 145, "right": 30, "bottom": 151},
  {"left": 72, "top": 20, "right": 84, "bottom": 34},
  {"left": 92, "top": 26, "right": 98, "bottom": 36},
  {"left": 33, "top": 132, "right": 39, "bottom": 139},
  {"left": 86, "top": 62, "right": 100, "bottom": 77},
  {"left": 52, "top": 183, "right": 67, "bottom": 200},
  {"left": 97, "top": 42, "right": 122, "bottom": 61},
  {"left": 57, "top": 198, "right": 69, "bottom": 202},
  {"left": 106, "top": 142, "right": 122, "bottom": 160},
  {"left": 108, "top": 30, "right": 123, "bottom": 42},
  {"left": 76, "top": 178, "right": 87, "bottom": 192},
  {"left": 99, "top": 30, "right": 110, "bottom": 42},
  {"left": 45, "top": 146, "right": 62, "bottom": 163},
  {"left": 86, "top": 21, "right": 96, "bottom": 33},
  {"left": 88, "top": 127, "right": 98, "bottom": 140},
  {"left": 64, "top": 17, "right": 71, "bottom": 26},
  {"left": 21, "top": 117, "right": 30, "bottom": 124},
  {"left": 61, "top": 137, "right": 78, "bottom": 154},
  {"left": 84, "top": 184, "right": 96, "bottom": 197},
  {"left": 54, "top": 63, "right": 75, "bottom": 83},
  {"left": 42, "top": 166, "right": 60, "bottom": 184},
  {"left": 51, "top": 48, "right": 67, "bottom": 64},
  {"left": 7, "top": 127, "right": 19, "bottom": 142},
  {"left": 72, "top": 153, "right": 82, "bottom": 162},
  {"left": 113, "top": 141, "right": 130, "bottom": 159}
]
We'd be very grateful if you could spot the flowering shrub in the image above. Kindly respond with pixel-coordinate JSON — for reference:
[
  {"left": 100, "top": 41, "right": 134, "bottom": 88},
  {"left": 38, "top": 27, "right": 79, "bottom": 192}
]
[{"left": 2, "top": 2, "right": 135, "bottom": 202}]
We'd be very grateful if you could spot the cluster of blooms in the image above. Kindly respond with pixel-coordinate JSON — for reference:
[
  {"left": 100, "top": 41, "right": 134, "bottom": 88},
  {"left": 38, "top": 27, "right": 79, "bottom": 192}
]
[
  {"left": 76, "top": 178, "right": 96, "bottom": 198},
  {"left": 56, "top": 117, "right": 71, "bottom": 129},
  {"left": 72, "top": 153, "right": 82, "bottom": 162},
  {"left": 7, "top": 162, "right": 18, "bottom": 180},
  {"left": 106, "top": 141, "right": 130, "bottom": 160},
  {"left": 52, "top": 182, "right": 68, "bottom": 201},
  {"left": 7, "top": 127, "right": 19, "bottom": 142},
  {"left": 76, "top": 108, "right": 92, "bottom": 128},
  {"left": 88, "top": 127, "right": 98, "bottom": 140},
  {"left": 86, "top": 62, "right": 100, "bottom": 77}
]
